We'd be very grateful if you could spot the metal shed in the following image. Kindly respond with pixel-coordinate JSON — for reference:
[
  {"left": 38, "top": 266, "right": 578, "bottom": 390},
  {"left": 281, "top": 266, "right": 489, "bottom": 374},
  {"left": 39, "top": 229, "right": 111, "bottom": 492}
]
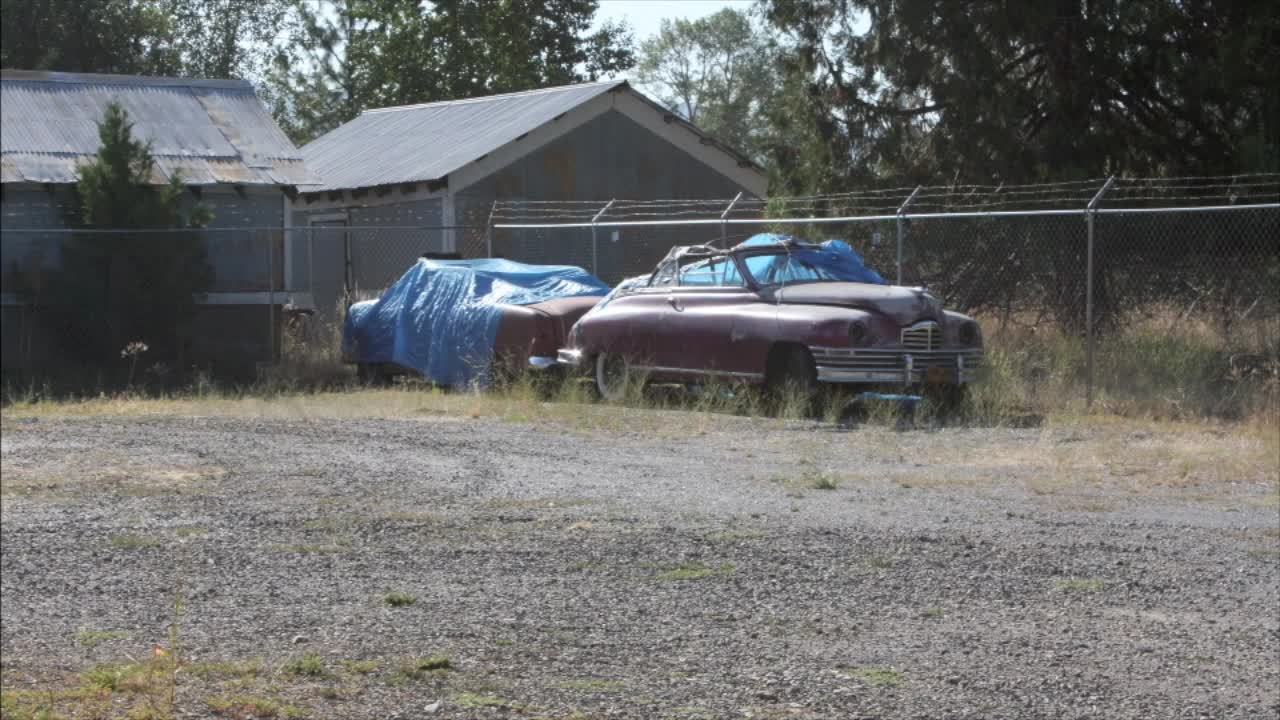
[
  {"left": 1, "top": 70, "right": 319, "bottom": 375},
  {"left": 294, "top": 80, "right": 767, "bottom": 305}
]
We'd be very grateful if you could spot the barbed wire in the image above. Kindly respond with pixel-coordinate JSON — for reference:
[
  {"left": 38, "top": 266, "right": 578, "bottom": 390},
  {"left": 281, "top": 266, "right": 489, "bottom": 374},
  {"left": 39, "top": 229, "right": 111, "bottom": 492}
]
[
  {"left": 1118, "top": 172, "right": 1280, "bottom": 182},
  {"left": 1101, "top": 192, "right": 1280, "bottom": 203},
  {"left": 487, "top": 174, "right": 1280, "bottom": 224},
  {"left": 1111, "top": 180, "right": 1280, "bottom": 191}
]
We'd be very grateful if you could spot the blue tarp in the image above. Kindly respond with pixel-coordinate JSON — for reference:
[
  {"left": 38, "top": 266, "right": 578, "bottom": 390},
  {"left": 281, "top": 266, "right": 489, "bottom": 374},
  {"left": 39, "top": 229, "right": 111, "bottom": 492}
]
[
  {"left": 739, "top": 234, "right": 888, "bottom": 285},
  {"left": 343, "top": 258, "right": 609, "bottom": 387}
]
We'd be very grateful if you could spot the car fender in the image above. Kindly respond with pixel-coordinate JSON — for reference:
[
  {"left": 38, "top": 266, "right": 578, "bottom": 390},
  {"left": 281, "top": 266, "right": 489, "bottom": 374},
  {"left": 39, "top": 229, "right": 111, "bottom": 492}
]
[
  {"left": 942, "top": 310, "right": 983, "bottom": 347},
  {"left": 771, "top": 304, "right": 894, "bottom": 350}
]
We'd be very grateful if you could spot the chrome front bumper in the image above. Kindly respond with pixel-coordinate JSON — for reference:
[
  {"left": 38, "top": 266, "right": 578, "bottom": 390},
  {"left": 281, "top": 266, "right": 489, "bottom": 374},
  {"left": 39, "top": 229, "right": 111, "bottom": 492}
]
[{"left": 810, "top": 346, "right": 983, "bottom": 384}]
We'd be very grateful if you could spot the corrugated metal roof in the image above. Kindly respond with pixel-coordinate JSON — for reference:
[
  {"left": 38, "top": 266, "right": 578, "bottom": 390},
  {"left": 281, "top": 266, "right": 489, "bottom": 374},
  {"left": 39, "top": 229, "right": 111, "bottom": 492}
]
[
  {"left": 301, "top": 80, "right": 628, "bottom": 192},
  {"left": 1, "top": 70, "right": 316, "bottom": 186}
]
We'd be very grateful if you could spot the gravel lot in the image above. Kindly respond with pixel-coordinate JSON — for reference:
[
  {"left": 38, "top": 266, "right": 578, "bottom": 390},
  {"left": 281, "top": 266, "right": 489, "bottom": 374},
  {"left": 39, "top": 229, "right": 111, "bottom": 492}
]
[{"left": 2, "top": 402, "right": 1278, "bottom": 719}]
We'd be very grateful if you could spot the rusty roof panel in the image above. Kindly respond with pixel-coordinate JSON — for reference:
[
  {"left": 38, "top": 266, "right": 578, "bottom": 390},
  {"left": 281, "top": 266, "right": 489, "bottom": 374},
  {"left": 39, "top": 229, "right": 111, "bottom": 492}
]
[
  {"left": 0, "top": 156, "right": 21, "bottom": 183},
  {"left": 301, "top": 80, "right": 626, "bottom": 192},
  {"left": 1, "top": 70, "right": 318, "bottom": 186},
  {"left": 264, "top": 159, "right": 315, "bottom": 186},
  {"left": 1, "top": 153, "right": 86, "bottom": 184}
]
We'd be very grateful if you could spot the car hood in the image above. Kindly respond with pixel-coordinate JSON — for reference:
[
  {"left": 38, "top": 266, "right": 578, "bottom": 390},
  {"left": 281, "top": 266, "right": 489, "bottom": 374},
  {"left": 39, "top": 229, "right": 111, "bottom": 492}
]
[{"left": 771, "top": 282, "right": 942, "bottom": 325}]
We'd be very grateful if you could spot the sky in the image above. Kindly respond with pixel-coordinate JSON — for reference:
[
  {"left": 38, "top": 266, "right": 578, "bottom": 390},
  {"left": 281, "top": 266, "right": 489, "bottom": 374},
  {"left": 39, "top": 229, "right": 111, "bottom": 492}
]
[{"left": 594, "top": 0, "right": 757, "bottom": 45}]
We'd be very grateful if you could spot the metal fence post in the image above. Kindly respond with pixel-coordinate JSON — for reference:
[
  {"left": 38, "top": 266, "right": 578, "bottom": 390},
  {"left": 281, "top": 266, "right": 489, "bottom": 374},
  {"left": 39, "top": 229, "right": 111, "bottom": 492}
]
[
  {"left": 305, "top": 227, "right": 314, "bottom": 318},
  {"left": 896, "top": 186, "right": 922, "bottom": 285},
  {"left": 265, "top": 229, "right": 275, "bottom": 364},
  {"left": 486, "top": 202, "right": 496, "bottom": 258},
  {"left": 1085, "top": 176, "right": 1116, "bottom": 409},
  {"left": 591, "top": 199, "right": 615, "bottom": 276},
  {"left": 720, "top": 192, "right": 743, "bottom": 247},
  {"left": 343, "top": 226, "right": 353, "bottom": 310}
]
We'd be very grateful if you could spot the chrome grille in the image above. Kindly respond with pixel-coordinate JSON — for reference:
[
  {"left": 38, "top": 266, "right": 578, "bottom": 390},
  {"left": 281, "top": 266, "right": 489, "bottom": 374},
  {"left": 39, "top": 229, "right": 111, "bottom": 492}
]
[
  {"left": 811, "top": 348, "right": 983, "bottom": 372},
  {"left": 901, "top": 321, "right": 942, "bottom": 350},
  {"left": 808, "top": 346, "right": 984, "bottom": 383}
]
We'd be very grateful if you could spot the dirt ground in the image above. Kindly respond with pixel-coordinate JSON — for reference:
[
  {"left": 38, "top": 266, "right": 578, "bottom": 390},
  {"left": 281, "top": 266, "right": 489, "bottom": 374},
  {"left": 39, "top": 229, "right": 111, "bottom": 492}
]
[{"left": 1, "top": 397, "right": 1277, "bottom": 719}]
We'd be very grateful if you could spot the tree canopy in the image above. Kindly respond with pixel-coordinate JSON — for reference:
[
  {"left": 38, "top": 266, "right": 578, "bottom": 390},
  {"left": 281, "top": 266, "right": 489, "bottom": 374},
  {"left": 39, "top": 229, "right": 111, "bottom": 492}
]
[
  {"left": 268, "top": 0, "right": 636, "bottom": 144},
  {"left": 762, "top": 0, "right": 1280, "bottom": 194},
  {"left": 0, "top": 0, "right": 179, "bottom": 74},
  {"left": 162, "top": 0, "right": 293, "bottom": 79},
  {"left": 0, "top": 0, "right": 293, "bottom": 79},
  {"left": 634, "top": 8, "right": 776, "bottom": 161},
  {"left": 4, "top": 0, "right": 1275, "bottom": 189}
]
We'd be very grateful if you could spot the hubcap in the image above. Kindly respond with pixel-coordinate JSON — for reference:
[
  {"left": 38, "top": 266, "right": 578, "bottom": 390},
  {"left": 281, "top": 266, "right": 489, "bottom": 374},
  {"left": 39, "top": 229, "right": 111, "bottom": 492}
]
[{"left": 596, "top": 353, "right": 629, "bottom": 401}]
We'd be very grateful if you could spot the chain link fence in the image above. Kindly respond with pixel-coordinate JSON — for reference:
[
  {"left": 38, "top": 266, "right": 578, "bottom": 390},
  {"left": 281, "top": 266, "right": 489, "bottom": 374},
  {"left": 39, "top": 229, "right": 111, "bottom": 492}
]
[
  {"left": 491, "top": 193, "right": 1280, "bottom": 419},
  {"left": 0, "top": 226, "right": 476, "bottom": 380},
  {"left": 2, "top": 177, "right": 1277, "bottom": 419}
]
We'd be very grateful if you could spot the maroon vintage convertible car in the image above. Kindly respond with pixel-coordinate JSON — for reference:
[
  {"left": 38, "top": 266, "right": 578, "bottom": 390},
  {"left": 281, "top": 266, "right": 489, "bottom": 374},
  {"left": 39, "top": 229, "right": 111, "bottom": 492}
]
[{"left": 553, "top": 236, "right": 983, "bottom": 401}]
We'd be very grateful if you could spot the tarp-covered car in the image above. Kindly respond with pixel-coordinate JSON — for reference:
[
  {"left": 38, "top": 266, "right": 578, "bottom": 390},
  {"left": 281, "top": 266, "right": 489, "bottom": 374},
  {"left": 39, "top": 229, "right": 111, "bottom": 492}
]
[
  {"left": 342, "top": 258, "right": 610, "bottom": 387},
  {"left": 556, "top": 234, "right": 983, "bottom": 400}
]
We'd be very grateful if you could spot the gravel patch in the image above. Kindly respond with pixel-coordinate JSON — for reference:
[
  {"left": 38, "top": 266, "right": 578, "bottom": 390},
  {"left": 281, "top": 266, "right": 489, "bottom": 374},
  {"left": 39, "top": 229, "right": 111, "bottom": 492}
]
[{"left": 2, "top": 412, "right": 1277, "bottom": 719}]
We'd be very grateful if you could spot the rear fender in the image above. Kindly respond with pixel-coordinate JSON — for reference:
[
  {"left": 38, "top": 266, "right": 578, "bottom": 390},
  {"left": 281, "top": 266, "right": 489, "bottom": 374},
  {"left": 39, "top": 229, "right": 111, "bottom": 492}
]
[{"left": 493, "top": 306, "right": 541, "bottom": 360}]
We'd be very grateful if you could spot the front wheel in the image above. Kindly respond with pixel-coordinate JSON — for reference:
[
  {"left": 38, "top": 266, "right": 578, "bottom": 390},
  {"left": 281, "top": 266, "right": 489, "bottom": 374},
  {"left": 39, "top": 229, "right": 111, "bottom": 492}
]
[{"left": 595, "top": 352, "right": 635, "bottom": 402}]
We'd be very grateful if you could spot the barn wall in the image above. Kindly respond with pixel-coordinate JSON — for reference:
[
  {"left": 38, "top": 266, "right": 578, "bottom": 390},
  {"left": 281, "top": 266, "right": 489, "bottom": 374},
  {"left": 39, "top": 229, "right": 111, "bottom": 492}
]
[
  {"left": 1, "top": 184, "right": 287, "bottom": 293},
  {"left": 200, "top": 187, "right": 286, "bottom": 292},
  {"left": 454, "top": 109, "right": 755, "bottom": 282},
  {"left": 1, "top": 184, "right": 289, "bottom": 373},
  {"left": 0, "top": 185, "right": 79, "bottom": 228},
  {"left": 290, "top": 196, "right": 446, "bottom": 318}
]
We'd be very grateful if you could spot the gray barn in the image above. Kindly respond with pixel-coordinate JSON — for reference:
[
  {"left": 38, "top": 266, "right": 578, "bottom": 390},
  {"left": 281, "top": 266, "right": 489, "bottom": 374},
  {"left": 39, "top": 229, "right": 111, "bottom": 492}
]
[
  {"left": 296, "top": 80, "right": 767, "bottom": 313},
  {"left": 0, "top": 70, "right": 317, "bottom": 374}
]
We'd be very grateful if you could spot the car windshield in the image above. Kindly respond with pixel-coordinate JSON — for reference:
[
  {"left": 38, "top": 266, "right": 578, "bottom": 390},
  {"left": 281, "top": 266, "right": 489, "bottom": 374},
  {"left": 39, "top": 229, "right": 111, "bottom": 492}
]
[
  {"left": 739, "top": 251, "right": 844, "bottom": 286},
  {"left": 677, "top": 256, "right": 744, "bottom": 286}
]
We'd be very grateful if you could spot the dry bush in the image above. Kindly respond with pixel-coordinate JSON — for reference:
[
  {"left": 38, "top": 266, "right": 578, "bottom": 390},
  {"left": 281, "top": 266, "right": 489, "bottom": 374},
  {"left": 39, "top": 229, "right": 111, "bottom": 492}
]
[{"left": 973, "top": 303, "right": 1279, "bottom": 425}]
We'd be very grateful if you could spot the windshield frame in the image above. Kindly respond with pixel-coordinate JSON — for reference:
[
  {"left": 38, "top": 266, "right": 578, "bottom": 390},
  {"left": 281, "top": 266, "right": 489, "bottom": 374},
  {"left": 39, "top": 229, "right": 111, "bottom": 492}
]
[{"left": 732, "top": 245, "right": 846, "bottom": 289}]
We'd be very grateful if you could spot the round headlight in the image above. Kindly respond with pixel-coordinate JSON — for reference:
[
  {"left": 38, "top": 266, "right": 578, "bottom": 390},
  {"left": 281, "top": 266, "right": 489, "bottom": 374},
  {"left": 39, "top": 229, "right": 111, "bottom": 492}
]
[
  {"left": 849, "top": 321, "right": 869, "bottom": 346},
  {"left": 958, "top": 321, "right": 979, "bottom": 346}
]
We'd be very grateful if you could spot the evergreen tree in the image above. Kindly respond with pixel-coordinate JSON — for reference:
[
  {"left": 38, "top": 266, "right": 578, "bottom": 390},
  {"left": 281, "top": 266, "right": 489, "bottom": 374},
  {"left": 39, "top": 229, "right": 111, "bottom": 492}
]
[{"left": 39, "top": 103, "right": 214, "bottom": 369}]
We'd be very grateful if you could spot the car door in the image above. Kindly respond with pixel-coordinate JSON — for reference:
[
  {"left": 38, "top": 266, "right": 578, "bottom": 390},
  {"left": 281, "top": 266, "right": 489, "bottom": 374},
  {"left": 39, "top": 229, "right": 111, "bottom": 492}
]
[
  {"left": 589, "top": 287, "right": 669, "bottom": 364},
  {"left": 655, "top": 256, "right": 765, "bottom": 378}
]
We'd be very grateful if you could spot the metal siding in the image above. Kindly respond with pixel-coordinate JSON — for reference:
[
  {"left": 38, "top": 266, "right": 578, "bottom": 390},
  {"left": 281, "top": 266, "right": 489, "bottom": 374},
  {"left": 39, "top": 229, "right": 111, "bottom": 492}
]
[
  {"left": 348, "top": 199, "right": 446, "bottom": 294},
  {"left": 456, "top": 110, "right": 752, "bottom": 281},
  {"left": 301, "top": 81, "right": 625, "bottom": 192},
  {"left": 201, "top": 189, "right": 285, "bottom": 292},
  {"left": 1, "top": 186, "right": 282, "bottom": 229},
  {"left": 1, "top": 186, "right": 76, "bottom": 228},
  {"left": 291, "top": 198, "right": 446, "bottom": 305},
  {"left": 1, "top": 71, "right": 316, "bottom": 186},
  {"left": 1, "top": 187, "right": 286, "bottom": 293},
  {"left": 199, "top": 187, "right": 284, "bottom": 228}
]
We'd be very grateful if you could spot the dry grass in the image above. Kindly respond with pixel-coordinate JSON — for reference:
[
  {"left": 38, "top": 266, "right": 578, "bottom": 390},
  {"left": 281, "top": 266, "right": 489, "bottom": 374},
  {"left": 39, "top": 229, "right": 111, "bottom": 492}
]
[
  {"left": 0, "top": 382, "right": 766, "bottom": 442},
  {"left": 974, "top": 305, "right": 1279, "bottom": 424},
  {"left": 3, "top": 301, "right": 1276, "bottom": 505},
  {"left": 0, "top": 457, "right": 224, "bottom": 500},
  {"left": 3, "top": 380, "right": 1275, "bottom": 497},
  {"left": 825, "top": 417, "right": 1279, "bottom": 510},
  {"left": 6, "top": 295, "right": 1276, "bottom": 436}
]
